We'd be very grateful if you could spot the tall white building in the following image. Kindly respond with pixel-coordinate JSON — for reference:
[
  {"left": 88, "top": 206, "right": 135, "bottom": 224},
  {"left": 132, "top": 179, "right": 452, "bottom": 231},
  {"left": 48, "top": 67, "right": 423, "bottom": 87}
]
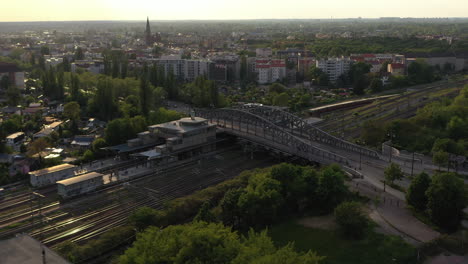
[
  {"left": 185, "top": 60, "right": 210, "bottom": 81},
  {"left": 255, "top": 59, "right": 286, "bottom": 84},
  {"left": 316, "top": 57, "right": 352, "bottom": 83},
  {"left": 155, "top": 55, "right": 210, "bottom": 81}
]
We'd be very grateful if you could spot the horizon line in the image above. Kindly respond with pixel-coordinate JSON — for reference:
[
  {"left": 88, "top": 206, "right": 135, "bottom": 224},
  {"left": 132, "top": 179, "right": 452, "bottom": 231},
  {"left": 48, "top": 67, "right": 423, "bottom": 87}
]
[{"left": 1, "top": 17, "right": 468, "bottom": 23}]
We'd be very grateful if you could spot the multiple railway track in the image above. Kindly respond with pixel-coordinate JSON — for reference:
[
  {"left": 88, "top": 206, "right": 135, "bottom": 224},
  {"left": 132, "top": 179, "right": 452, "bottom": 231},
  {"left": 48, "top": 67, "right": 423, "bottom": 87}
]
[
  {"left": 0, "top": 147, "right": 276, "bottom": 248},
  {"left": 317, "top": 80, "right": 466, "bottom": 140}
]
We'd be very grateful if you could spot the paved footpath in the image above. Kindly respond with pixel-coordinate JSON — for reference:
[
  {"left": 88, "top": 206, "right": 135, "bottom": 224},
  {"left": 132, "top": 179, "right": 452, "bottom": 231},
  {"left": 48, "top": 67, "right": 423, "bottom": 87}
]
[{"left": 348, "top": 178, "right": 440, "bottom": 243}]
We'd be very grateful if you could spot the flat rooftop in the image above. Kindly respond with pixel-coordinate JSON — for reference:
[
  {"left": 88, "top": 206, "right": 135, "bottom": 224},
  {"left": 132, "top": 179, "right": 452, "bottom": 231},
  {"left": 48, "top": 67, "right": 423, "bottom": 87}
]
[
  {"left": 57, "top": 172, "right": 104, "bottom": 186},
  {"left": 149, "top": 117, "right": 212, "bottom": 134},
  {"left": 0, "top": 234, "right": 70, "bottom": 264},
  {"left": 29, "top": 164, "right": 76, "bottom": 177},
  {"left": 6, "top": 132, "right": 24, "bottom": 139}
]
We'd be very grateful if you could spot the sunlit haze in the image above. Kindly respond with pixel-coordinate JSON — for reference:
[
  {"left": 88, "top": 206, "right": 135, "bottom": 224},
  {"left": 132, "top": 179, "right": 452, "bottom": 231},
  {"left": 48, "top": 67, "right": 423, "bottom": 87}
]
[{"left": 3, "top": 0, "right": 468, "bottom": 21}]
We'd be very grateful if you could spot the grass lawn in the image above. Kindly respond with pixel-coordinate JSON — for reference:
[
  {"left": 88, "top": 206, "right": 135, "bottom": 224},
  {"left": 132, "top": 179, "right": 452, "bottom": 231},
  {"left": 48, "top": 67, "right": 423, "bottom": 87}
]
[{"left": 269, "top": 220, "right": 418, "bottom": 264}]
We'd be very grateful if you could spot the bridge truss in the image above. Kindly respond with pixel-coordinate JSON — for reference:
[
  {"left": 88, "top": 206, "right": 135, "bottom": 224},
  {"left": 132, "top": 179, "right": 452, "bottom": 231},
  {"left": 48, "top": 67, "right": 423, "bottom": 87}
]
[
  {"left": 196, "top": 108, "right": 349, "bottom": 165},
  {"left": 232, "top": 105, "right": 380, "bottom": 159}
]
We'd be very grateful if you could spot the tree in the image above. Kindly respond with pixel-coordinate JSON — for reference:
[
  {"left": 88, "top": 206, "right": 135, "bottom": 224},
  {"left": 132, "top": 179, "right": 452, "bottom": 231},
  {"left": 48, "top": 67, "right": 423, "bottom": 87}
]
[
  {"left": 270, "top": 163, "right": 317, "bottom": 213},
  {"left": 129, "top": 206, "right": 160, "bottom": 231},
  {"left": 309, "top": 66, "right": 328, "bottom": 86},
  {"left": 237, "top": 174, "right": 284, "bottom": 229},
  {"left": 384, "top": 162, "right": 404, "bottom": 184},
  {"left": 30, "top": 53, "right": 36, "bottom": 66},
  {"left": 407, "top": 60, "right": 435, "bottom": 84},
  {"left": 426, "top": 173, "right": 466, "bottom": 231},
  {"left": 220, "top": 188, "right": 245, "bottom": 229},
  {"left": 369, "top": 77, "right": 383, "bottom": 93},
  {"left": 334, "top": 201, "right": 368, "bottom": 239},
  {"left": 74, "top": 47, "right": 84, "bottom": 60},
  {"left": 62, "top": 57, "right": 70, "bottom": 72},
  {"left": 70, "top": 73, "right": 81, "bottom": 102},
  {"left": 316, "top": 165, "right": 348, "bottom": 211},
  {"left": 63, "top": 101, "right": 80, "bottom": 122},
  {"left": 269, "top": 83, "right": 286, "bottom": 94},
  {"left": 82, "top": 149, "right": 95, "bottom": 163},
  {"left": 139, "top": 75, "right": 151, "bottom": 116},
  {"left": 432, "top": 151, "right": 448, "bottom": 170},
  {"left": 193, "top": 201, "right": 216, "bottom": 223},
  {"left": 40, "top": 46, "right": 50, "bottom": 56},
  {"left": 119, "top": 222, "right": 241, "bottom": 264},
  {"left": 349, "top": 62, "right": 371, "bottom": 95},
  {"left": 406, "top": 172, "right": 431, "bottom": 211},
  {"left": 1, "top": 115, "right": 22, "bottom": 134},
  {"left": 27, "top": 138, "right": 50, "bottom": 157},
  {"left": 360, "top": 121, "right": 386, "bottom": 147},
  {"left": 118, "top": 222, "right": 323, "bottom": 264},
  {"left": 92, "top": 138, "right": 107, "bottom": 152},
  {"left": 6, "top": 86, "right": 21, "bottom": 106},
  {"left": 38, "top": 56, "right": 46, "bottom": 70},
  {"left": 91, "top": 77, "right": 118, "bottom": 121},
  {"left": 147, "top": 107, "right": 184, "bottom": 125},
  {"left": 447, "top": 116, "right": 468, "bottom": 140},
  {"left": 272, "top": 92, "right": 289, "bottom": 107},
  {"left": 104, "top": 116, "right": 147, "bottom": 146}
]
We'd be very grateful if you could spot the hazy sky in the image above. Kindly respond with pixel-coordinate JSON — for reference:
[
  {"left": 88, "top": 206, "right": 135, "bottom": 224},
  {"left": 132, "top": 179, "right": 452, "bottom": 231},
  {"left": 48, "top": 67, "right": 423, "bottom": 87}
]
[{"left": 2, "top": 0, "right": 467, "bottom": 21}]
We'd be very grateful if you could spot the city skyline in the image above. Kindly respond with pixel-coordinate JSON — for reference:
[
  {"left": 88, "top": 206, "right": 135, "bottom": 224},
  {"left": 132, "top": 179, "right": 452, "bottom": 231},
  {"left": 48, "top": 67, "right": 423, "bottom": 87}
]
[{"left": 2, "top": 0, "right": 468, "bottom": 22}]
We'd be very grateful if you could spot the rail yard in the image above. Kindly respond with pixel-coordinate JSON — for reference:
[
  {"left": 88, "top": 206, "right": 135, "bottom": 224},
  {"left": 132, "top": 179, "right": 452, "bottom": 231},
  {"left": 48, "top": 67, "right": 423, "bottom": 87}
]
[
  {"left": 0, "top": 142, "right": 278, "bottom": 248},
  {"left": 316, "top": 79, "right": 468, "bottom": 140}
]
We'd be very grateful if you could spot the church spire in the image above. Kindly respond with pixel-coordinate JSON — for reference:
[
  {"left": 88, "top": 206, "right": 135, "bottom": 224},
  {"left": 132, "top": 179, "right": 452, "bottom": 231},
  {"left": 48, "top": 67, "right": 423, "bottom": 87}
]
[{"left": 145, "top": 17, "right": 152, "bottom": 46}]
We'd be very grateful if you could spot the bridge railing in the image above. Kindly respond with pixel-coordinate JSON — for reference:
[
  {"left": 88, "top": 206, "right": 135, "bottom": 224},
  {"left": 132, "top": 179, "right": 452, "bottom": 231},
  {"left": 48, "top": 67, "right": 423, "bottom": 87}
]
[
  {"left": 196, "top": 108, "right": 349, "bottom": 165},
  {"left": 233, "top": 105, "right": 381, "bottom": 159}
]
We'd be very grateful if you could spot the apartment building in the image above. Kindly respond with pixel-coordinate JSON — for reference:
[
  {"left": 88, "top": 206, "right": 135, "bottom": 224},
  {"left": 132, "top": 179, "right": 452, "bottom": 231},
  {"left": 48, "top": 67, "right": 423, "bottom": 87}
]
[
  {"left": 255, "top": 59, "right": 286, "bottom": 84},
  {"left": 316, "top": 57, "right": 352, "bottom": 83}
]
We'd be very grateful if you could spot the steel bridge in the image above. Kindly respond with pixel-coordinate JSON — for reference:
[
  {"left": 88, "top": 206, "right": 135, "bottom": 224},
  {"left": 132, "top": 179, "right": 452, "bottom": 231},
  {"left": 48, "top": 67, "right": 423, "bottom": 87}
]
[{"left": 196, "top": 105, "right": 380, "bottom": 165}]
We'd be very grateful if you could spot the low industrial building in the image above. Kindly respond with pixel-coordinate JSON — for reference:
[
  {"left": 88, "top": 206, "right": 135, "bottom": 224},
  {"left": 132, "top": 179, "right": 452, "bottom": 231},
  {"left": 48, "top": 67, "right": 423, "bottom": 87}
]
[
  {"left": 33, "top": 121, "right": 63, "bottom": 139},
  {"left": 57, "top": 172, "right": 104, "bottom": 198},
  {"left": 29, "top": 163, "right": 77, "bottom": 187},
  {"left": 5, "top": 132, "right": 25, "bottom": 152}
]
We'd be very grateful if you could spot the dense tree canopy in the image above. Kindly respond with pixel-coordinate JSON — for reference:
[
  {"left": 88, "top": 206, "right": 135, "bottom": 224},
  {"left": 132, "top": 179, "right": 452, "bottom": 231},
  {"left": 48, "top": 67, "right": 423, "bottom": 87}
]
[
  {"left": 406, "top": 172, "right": 431, "bottom": 211},
  {"left": 334, "top": 201, "right": 368, "bottom": 239},
  {"left": 426, "top": 172, "right": 466, "bottom": 231},
  {"left": 220, "top": 163, "right": 348, "bottom": 230},
  {"left": 363, "top": 85, "right": 468, "bottom": 157},
  {"left": 119, "top": 222, "right": 323, "bottom": 264}
]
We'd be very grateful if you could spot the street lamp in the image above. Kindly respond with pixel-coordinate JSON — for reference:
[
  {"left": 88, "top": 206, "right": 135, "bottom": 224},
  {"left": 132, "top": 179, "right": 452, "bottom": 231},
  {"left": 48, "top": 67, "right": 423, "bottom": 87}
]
[
  {"left": 359, "top": 140, "right": 365, "bottom": 170},
  {"left": 387, "top": 132, "right": 395, "bottom": 162},
  {"left": 359, "top": 149, "right": 362, "bottom": 170}
]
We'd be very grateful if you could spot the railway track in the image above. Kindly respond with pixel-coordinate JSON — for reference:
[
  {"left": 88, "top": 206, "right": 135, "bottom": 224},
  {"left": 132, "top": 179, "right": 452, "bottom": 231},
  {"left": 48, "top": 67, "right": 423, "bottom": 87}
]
[
  {"left": 0, "top": 185, "right": 57, "bottom": 213},
  {"left": 318, "top": 82, "right": 464, "bottom": 138},
  {"left": 43, "top": 151, "right": 272, "bottom": 246},
  {"left": 2, "top": 148, "right": 271, "bottom": 247}
]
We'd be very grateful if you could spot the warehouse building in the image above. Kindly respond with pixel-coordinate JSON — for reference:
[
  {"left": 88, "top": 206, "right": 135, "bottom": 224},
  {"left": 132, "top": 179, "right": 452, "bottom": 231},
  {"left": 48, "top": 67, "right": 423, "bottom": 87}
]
[
  {"left": 29, "top": 164, "right": 77, "bottom": 187},
  {"left": 57, "top": 172, "right": 104, "bottom": 198}
]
